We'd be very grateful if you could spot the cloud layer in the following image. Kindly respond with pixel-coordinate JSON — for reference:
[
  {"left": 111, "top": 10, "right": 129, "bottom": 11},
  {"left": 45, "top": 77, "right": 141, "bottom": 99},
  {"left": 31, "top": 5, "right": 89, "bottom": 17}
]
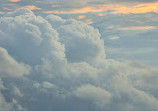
[
  {"left": 0, "top": 9, "right": 158, "bottom": 111},
  {"left": 1, "top": 0, "right": 158, "bottom": 14}
]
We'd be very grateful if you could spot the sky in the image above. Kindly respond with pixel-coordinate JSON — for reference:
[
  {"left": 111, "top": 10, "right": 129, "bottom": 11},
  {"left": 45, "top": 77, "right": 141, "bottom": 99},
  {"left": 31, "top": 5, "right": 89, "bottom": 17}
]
[
  {"left": 0, "top": 0, "right": 158, "bottom": 111},
  {"left": 1, "top": 0, "right": 158, "bottom": 66}
]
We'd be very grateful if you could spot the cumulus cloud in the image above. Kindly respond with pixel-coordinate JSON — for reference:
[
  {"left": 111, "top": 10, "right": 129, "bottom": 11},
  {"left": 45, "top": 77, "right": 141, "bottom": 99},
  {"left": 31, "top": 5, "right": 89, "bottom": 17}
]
[
  {"left": 0, "top": 8, "right": 158, "bottom": 111},
  {"left": 46, "top": 15, "right": 106, "bottom": 64},
  {"left": 0, "top": 47, "right": 30, "bottom": 77},
  {"left": 74, "top": 84, "right": 112, "bottom": 110},
  {"left": 0, "top": 8, "right": 65, "bottom": 65}
]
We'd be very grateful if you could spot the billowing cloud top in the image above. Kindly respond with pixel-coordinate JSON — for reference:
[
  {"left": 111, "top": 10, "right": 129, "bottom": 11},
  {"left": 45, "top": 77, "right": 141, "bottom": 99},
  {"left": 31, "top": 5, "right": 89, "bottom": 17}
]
[{"left": 0, "top": 9, "right": 158, "bottom": 111}]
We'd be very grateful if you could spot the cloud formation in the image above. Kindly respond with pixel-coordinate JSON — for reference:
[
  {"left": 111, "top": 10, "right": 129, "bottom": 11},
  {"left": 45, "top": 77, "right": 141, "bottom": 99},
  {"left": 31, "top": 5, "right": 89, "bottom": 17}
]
[
  {"left": 0, "top": 47, "right": 30, "bottom": 77},
  {"left": 1, "top": 0, "right": 158, "bottom": 14},
  {"left": 0, "top": 9, "right": 158, "bottom": 111}
]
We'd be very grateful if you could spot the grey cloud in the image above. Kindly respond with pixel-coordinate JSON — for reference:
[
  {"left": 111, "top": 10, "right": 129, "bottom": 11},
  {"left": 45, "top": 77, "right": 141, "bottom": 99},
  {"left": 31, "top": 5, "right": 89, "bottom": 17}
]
[
  {"left": 46, "top": 15, "right": 106, "bottom": 64},
  {"left": 0, "top": 47, "right": 30, "bottom": 77},
  {"left": 74, "top": 84, "right": 112, "bottom": 110},
  {"left": 81, "top": 12, "right": 158, "bottom": 66},
  {"left": 0, "top": 8, "right": 65, "bottom": 65},
  {"left": 0, "top": 9, "right": 158, "bottom": 111}
]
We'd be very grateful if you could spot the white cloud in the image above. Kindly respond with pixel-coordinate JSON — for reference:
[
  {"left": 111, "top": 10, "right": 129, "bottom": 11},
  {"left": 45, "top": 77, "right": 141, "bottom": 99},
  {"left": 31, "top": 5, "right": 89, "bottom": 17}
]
[
  {"left": 0, "top": 9, "right": 158, "bottom": 111},
  {"left": 0, "top": 93, "right": 12, "bottom": 111},
  {"left": 46, "top": 15, "right": 106, "bottom": 64},
  {"left": 41, "top": 81, "right": 55, "bottom": 89},
  {"left": 108, "top": 36, "right": 120, "bottom": 40},
  {"left": 0, "top": 8, "right": 66, "bottom": 66},
  {"left": 74, "top": 84, "right": 112, "bottom": 110},
  {"left": 0, "top": 47, "right": 30, "bottom": 77}
]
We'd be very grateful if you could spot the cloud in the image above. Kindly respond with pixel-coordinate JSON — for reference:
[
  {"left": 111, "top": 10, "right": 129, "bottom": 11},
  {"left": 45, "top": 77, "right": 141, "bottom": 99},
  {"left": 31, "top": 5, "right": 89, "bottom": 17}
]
[
  {"left": 108, "top": 36, "right": 120, "bottom": 40},
  {"left": 118, "top": 26, "right": 158, "bottom": 30},
  {"left": 0, "top": 12, "right": 4, "bottom": 14},
  {"left": 2, "top": 0, "right": 158, "bottom": 14},
  {"left": 43, "top": 3, "right": 158, "bottom": 14},
  {"left": 77, "top": 15, "right": 86, "bottom": 19},
  {"left": 74, "top": 84, "right": 112, "bottom": 110},
  {"left": 87, "top": 12, "right": 158, "bottom": 65},
  {"left": 0, "top": 8, "right": 158, "bottom": 111},
  {"left": 46, "top": 14, "right": 106, "bottom": 64},
  {"left": 24, "top": 5, "right": 41, "bottom": 10},
  {"left": 0, "top": 8, "right": 65, "bottom": 66},
  {"left": 9, "top": 0, "right": 21, "bottom": 3},
  {"left": 0, "top": 47, "right": 30, "bottom": 77}
]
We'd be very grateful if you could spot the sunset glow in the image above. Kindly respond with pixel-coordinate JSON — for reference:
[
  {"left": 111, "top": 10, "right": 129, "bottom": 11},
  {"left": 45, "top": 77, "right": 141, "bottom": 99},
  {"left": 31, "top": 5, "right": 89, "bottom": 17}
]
[
  {"left": 77, "top": 15, "right": 86, "bottom": 19},
  {"left": 25, "top": 5, "right": 41, "bottom": 10},
  {"left": 118, "top": 26, "right": 158, "bottom": 30},
  {"left": 43, "top": 3, "right": 158, "bottom": 14},
  {"left": 9, "top": 0, "right": 21, "bottom": 2},
  {"left": 113, "top": 3, "right": 158, "bottom": 14}
]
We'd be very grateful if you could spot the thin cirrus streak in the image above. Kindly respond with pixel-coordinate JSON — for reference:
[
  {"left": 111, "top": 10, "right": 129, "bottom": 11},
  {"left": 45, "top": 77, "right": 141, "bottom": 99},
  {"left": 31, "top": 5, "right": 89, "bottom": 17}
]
[
  {"left": 77, "top": 15, "right": 86, "bottom": 19},
  {"left": 98, "top": 13, "right": 104, "bottom": 16},
  {"left": 118, "top": 26, "right": 158, "bottom": 30},
  {"left": 9, "top": 0, "right": 21, "bottom": 2},
  {"left": 85, "top": 19, "right": 94, "bottom": 24},
  {"left": 43, "top": 7, "right": 104, "bottom": 14},
  {"left": 24, "top": 5, "right": 41, "bottom": 10},
  {"left": 0, "top": 5, "right": 41, "bottom": 12},
  {"left": 43, "top": 2, "right": 158, "bottom": 14},
  {"left": 113, "top": 3, "right": 158, "bottom": 14}
]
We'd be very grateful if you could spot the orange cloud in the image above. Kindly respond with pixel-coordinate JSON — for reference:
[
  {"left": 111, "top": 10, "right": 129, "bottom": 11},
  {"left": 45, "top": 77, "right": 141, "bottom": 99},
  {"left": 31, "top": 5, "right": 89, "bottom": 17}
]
[
  {"left": 77, "top": 15, "right": 86, "bottom": 19},
  {"left": 118, "top": 26, "right": 157, "bottom": 30},
  {"left": 43, "top": 7, "right": 103, "bottom": 14},
  {"left": 43, "top": 2, "right": 158, "bottom": 14},
  {"left": 25, "top": 5, "right": 41, "bottom": 10},
  {"left": 113, "top": 3, "right": 158, "bottom": 14},
  {"left": 9, "top": 0, "right": 20, "bottom": 2},
  {"left": 98, "top": 13, "right": 104, "bottom": 16},
  {"left": 95, "top": 3, "right": 158, "bottom": 14},
  {"left": 85, "top": 19, "right": 94, "bottom": 24},
  {"left": 0, "top": 12, "right": 4, "bottom": 14}
]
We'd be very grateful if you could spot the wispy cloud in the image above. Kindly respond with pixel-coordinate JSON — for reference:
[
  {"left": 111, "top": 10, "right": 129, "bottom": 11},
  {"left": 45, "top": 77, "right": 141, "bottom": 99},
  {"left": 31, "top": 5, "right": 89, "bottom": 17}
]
[
  {"left": 9, "top": 0, "right": 21, "bottom": 2},
  {"left": 118, "top": 26, "right": 158, "bottom": 30},
  {"left": 108, "top": 36, "right": 120, "bottom": 40},
  {"left": 97, "top": 13, "right": 105, "bottom": 16},
  {"left": 1, "top": 0, "right": 158, "bottom": 14},
  {"left": 24, "top": 5, "right": 41, "bottom": 10},
  {"left": 113, "top": 3, "right": 158, "bottom": 14},
  {"left": 42, "top": 3, "right": 158, "bottom": 14},
  {"left": 77, "top": 15, "right": 86, "bottom": 19},
  {"left": 0, "top": 12, "right": 4, "bottom": 14}
]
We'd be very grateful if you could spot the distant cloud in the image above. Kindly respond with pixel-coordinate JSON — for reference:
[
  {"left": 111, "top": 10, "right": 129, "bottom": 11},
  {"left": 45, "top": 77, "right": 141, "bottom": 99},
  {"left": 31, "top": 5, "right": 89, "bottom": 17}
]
[
  {"left": 9, "top": 0, "right": 21, "bottom": 2},
  {"left": 97, "top": 13, "right": 104, "bottom": 16},
  {"left": 108, "top": 36, "right": 120, "bottom": 40},
  {"left": 24, "top": 5, "right": 41, "bottom": 10},
  {"left": 1, "top": 0, "right": 158, "bottom": 14},
  {"left": 118, "top": 26, "right": 158, "bottom": 30},
  {"left": 77, "top": 15, "right": 86, "bottom": 19},
  {"left": 0, "top": 12, "right": 4, "bottom": 14}
]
